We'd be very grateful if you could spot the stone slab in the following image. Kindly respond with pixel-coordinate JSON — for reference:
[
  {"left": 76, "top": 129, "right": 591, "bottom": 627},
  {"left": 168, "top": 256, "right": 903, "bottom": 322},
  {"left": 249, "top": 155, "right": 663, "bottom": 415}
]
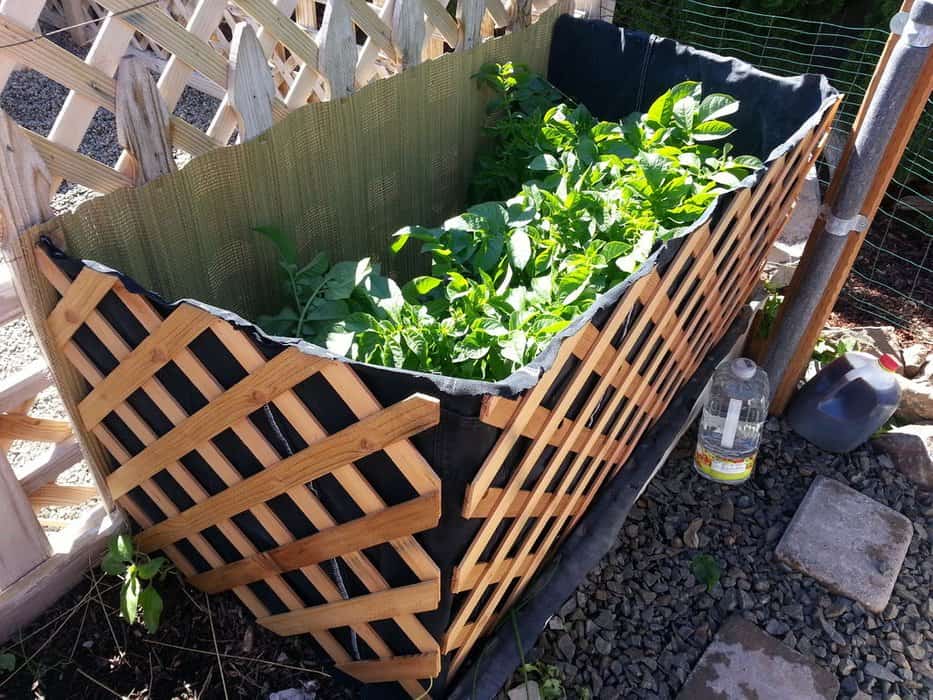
[
  {"left": 775, "top": 476, "right": 912, "bottom": 613},
  {"left": 678, "top": 616, "right": 839, "bottom": 700}
]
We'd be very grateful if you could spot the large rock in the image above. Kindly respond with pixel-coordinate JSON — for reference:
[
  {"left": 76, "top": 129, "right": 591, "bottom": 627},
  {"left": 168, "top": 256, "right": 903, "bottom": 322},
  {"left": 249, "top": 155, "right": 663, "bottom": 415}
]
[
  {"left": 896, "top": 372, "right": 933, "bottom": 423},
  {"left": 872, "top": 424, "right": 933, "bottom": 490},
  {"left": 901, "top": 344, "right": 931, "bottom": 380}
]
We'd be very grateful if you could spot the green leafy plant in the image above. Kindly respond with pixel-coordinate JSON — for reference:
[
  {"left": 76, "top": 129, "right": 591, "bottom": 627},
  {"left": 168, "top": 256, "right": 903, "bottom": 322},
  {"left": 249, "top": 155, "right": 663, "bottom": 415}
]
[
  {"left": 811, "top": 335, "right": 856, "bottom": 366},
  {"left": 101, "top": 533, "right": 172, "bottom": 633},
  {"left": 757, "top": 281, "right": 784, "bottom": 339},
  {"left": 517, "top": 661, "right": 566, "bottom": 699},
  {"left": 257, "top": 65, "right": 762, "bottom": 382},
  {"left": 691, "top": 553, "right": 722, "bottom": 592}
]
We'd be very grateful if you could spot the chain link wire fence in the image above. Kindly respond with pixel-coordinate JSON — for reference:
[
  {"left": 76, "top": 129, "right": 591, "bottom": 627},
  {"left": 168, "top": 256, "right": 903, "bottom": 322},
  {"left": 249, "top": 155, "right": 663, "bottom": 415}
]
[{"left": 610, "top": 0, "right": 932, "bottom": 341}]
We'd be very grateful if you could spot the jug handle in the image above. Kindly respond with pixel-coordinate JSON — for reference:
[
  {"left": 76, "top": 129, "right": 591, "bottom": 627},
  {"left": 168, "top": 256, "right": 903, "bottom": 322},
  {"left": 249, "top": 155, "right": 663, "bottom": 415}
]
[{"left": 815, "top": 365, "right": 874, "bottom": 411}]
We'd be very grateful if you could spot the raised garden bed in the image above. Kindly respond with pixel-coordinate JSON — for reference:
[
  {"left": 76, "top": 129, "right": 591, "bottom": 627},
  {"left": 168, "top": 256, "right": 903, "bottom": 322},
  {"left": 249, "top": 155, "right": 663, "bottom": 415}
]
[{"left": 6, "top": 9, "right": 839, "bottom": 698}]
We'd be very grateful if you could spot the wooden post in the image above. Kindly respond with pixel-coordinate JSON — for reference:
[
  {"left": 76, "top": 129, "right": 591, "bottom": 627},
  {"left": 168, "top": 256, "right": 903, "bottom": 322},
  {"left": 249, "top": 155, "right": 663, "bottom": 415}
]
[
  {"left": 115, "top": 57, "right": 178, "bottom": 185},
  {"left": 392, "top": 0, "right": 426, "bottom": 70},
  {"left": 768, "top": 1, "right": 933, "bottom": 412},
  {"left": 227, "top": 22, "right": 278, "bottom": 142},
  {"left": 318, "top": 0, "right": 357, "bottom": 101},
  {"left": 456, "top": 0, "right": 485, "bottom": 50}
]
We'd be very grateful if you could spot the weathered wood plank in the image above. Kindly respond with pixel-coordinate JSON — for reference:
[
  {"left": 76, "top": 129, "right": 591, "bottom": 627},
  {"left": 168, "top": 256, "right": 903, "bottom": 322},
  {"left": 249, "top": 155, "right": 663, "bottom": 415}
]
[
  {"left": 228, "top": 22, "right": 277, "bottom": 143},
  {"left": 115, "top": 57, "right": 177, "bottom": 185}
]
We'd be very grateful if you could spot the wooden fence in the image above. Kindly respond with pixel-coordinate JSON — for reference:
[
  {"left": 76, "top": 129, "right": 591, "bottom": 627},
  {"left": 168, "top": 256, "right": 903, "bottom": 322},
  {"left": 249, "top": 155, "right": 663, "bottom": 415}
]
[
  {"left": 0, "top": 0, "right": 608, "bottom": 201},
  {"left": 0, "top": 259, "right": 124, "bottom": 641}
]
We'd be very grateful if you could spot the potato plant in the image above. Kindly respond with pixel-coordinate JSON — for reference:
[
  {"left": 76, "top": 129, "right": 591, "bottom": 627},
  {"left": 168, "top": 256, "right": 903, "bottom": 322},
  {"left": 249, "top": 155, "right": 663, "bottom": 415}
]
[{"left": 258, "top": 65, "right": 763, "bottom": 381}]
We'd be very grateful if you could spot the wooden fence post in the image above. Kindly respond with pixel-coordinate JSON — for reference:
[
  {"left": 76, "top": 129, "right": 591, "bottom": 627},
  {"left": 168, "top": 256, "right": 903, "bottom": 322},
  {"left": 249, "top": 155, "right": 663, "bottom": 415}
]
[
  {"left": 116, "top": 57, "right": 178, "bottom": 185},
  {"left": 457, "top": 0, "right": 486, "bottom": 50},
  {"left": 319, "top": 0, "right": 357, "bottom": 100},
  {"left": 392, "top": 0, "right": 426, "bottom": 69},
  {"left": 228, "top": 22, "right": 278, "bottom": 142}
]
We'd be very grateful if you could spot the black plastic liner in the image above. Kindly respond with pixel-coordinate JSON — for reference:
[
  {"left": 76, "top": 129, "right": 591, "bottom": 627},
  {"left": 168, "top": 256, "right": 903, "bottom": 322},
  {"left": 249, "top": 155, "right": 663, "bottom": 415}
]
[{"left": 42, "top": 15, "right": 836, "bottom": 698}]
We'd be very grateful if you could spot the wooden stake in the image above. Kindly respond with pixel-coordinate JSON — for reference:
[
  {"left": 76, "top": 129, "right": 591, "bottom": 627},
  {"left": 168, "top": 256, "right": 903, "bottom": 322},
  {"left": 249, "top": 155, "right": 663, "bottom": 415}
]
[
  {"left": 228, "top": 22, "right": 277, "bottom": 143},
  {"left": 115, "top": 57, "right": 177, "bottom": 186},
  {"left": 319, "top": 0, "right": 357, "bottom": 100}
]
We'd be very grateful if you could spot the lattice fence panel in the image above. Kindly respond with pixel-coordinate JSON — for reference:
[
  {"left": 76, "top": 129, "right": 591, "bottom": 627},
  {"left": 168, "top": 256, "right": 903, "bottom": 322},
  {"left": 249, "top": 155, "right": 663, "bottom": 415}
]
[
  {"left": 34, "top": 246, "right": 445, "bottom": 695},
  {"left": 443, "top": 100, "right": 840, "bottom": 673}
]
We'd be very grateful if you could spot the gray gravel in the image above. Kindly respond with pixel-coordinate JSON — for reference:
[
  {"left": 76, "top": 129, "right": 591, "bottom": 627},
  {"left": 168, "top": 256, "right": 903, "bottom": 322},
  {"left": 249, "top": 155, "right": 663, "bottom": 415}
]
[{"left": 503, "top": 419, "right": 932, "bottom": 700}]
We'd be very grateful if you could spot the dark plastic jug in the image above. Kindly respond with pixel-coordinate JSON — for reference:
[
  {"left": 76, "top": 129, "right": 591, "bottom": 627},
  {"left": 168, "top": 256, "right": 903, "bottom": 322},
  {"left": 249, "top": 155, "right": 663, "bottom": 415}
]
[{"left": 787, "top": 351, "right": 901, "bottom": 453}]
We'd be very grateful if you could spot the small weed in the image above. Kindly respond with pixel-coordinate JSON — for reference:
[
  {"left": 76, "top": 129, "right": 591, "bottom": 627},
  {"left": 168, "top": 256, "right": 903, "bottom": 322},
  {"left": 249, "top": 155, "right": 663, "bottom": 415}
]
[
  {"left": 690, "top": 553, "right": 722, "bottom": 592},
  {"left": 757, "top": 281, "right": 784, "bottom": 340},
  {"left": 811, "top": 335, "right": 856, "bottom": 367},
  {"left": 101, "top": 534, "right": 173, "bottom": 633},
  {"left": 517, "top": 661, "right": 566, "bottom": 699}
]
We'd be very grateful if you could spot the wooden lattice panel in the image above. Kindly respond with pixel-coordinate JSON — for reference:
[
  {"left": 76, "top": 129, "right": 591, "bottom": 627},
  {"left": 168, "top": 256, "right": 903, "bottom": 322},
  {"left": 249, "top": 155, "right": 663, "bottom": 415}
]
[
  {"left": 0, "top": 0, "right": 580, "bottom": 204},
  {"left": 34, "top": 248, "right": 446, "bottom": 695},
  {"left": 444, "top": 100, "right": 841, "bottom": 673}
]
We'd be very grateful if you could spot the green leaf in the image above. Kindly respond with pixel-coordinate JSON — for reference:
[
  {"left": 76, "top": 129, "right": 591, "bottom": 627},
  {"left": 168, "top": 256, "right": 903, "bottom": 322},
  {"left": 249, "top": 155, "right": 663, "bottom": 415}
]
[
  {"left": 121, "top": 574, "right": 141, "bottom": 625},
  {"left": 672, "top": 96, "right": 697, "bottom": 132},
  {"left": 692, "top": 120, "right": 737, "bottom": 141},
  {"left": 711, "top": 171, "right": 742, "bottom": 188},
  {"left": 139, "top": 586, "right": 163, "bottom": 633},
  {"left": 136, "top": 557, "right": 167, "bottom": 581},
  {"left": 0, "top": 652, "right": 14, "bottom": 673},
  {"left": 508, "top": 228, "right": 532, "bottom": 270},
  {"left": 390, "top": 232, "right": 410, "bottom": 254},
  {"left": 411, "top": 276, "right": 443, "bottom": 295},
  {"left": 102, "top": 551, "right": 126, "bottom": 576},
  {"left": 646, "top": 89, "right": 673, "bottom": 128},
  {"left": 636, "top": 152, "right": 671, "bottom": 192},
  {"left": 529, "top": 153, "right": 560, "bottom": 172},
  {"left": 690, "top": 554, "right": 721, "bottom": 592},
  {"left": 732, "top": 154, "right": 764, "bottom": 170},
  {"left": 112, "top": 533, "right": 135, "bottom": 563},
  {"left": 254, "top": 225, "right": 297, "bottom": 265},
  {"left": 697, "top": 94, "right": 739, "bottom": 123}
]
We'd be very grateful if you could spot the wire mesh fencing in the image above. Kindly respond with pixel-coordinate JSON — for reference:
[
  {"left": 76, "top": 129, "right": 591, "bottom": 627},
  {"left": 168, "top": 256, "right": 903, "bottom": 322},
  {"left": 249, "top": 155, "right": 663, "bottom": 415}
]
[{"left": 612, "top": 0, "right": 932, "bottom": 341}]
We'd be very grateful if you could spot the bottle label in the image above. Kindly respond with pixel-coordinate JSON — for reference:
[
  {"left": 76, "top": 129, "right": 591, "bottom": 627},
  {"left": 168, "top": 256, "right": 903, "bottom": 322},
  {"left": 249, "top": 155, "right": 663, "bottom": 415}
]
[
  {"left": 694, "top": 446, "right": 756, "bottom": 482},
  {"left": 721, "top": 398, "right": 743, "bottom": 449}
]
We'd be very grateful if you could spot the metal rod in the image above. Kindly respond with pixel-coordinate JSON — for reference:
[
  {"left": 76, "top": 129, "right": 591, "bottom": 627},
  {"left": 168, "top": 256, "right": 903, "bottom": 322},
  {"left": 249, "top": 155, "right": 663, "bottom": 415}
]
[{"left": 763, "top": 0, "right": 933, "bottom": 408}]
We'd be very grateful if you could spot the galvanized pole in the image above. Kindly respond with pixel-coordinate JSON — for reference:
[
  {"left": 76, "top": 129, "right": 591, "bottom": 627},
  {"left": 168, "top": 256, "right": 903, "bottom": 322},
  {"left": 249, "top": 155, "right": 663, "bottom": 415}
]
[{"left": 764, "top": 0, "right": 933, "bottom": 412}]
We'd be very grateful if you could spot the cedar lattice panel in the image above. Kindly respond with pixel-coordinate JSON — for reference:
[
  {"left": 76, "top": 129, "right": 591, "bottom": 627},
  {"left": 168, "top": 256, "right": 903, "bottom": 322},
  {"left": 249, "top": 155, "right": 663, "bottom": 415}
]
[
  {"left": 35, "top": 248, "right": 444, "bottom": 696},
  {"left": 445, "top": 102, "right": 839, "bottom": 672}
]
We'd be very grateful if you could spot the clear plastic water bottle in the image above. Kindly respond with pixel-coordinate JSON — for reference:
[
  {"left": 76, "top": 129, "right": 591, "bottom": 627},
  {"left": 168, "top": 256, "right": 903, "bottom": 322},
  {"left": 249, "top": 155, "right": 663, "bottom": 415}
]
[{"left": 694, "top": 357, "right": 769, "bottom": 484}]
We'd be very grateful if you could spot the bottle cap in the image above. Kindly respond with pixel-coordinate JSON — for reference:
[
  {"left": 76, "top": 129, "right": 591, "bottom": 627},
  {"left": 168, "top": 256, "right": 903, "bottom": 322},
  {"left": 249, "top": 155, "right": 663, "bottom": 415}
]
[
  {"left": 878, "top": 353, "right": 900, "bottom": 373},
  {"left": 731, "top": 357, "right": 757, "bottom": 380}
]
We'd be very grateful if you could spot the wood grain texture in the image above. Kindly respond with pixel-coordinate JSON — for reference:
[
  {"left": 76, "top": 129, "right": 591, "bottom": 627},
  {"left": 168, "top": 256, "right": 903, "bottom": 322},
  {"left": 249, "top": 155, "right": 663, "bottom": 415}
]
[
  {"left": 319, "top": 0, "right": 357, "bottom": 100},
  {"left": 134, "top": 392, "right": 440, "bottom": 551},
  {"left": 115, "top": 57, "right": 177, "bottom": 185},
  {"left": 188, "top": 492, "right": 440, "bottom": 593},
  {"left": 78, "top": 303, "right": 216, "bottom": 429},
  {"left": 107, "top": 347, "right": 324, "bottom": 499},
  {"left": 46, "top": 268, "right": 116, "bottom": 348},
  {"left": 257, "top": 579, "right": 440, "bottom": 635},
  {"left": 0, "top": 360, "right": 51, "bottom": 414},
  {"left": 0, "top": 415, "right": 72, "bottom": 444},
  {"left": 29, "top": 484, "right": 99, "bottom": 509},
  {"left": 228, "top": 22, "right": 277, "bottom": 143},
  {"left": 338, "top": 652, "right": 442, "bottom": 683},
  {"left": 0, "top": 451, "right": 51, "bottom": 590}
]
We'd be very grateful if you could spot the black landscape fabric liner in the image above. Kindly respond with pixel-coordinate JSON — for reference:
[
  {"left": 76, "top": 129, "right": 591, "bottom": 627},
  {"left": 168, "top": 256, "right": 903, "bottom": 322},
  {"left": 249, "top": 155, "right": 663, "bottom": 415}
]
[{"left": 41, "top": 15, "right": 836, "bottom": 699}]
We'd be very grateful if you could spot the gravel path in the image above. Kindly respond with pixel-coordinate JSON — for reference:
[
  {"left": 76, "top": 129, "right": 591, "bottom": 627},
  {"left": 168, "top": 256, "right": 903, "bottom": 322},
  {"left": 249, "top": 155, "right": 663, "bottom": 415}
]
[{"left": 504, "top": 420, "right": 932, "bottom": 699}]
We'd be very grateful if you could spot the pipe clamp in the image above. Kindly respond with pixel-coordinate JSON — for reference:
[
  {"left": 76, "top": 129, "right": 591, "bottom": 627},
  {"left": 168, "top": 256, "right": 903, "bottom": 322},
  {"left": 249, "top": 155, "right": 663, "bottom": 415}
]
[
  {"left": 891, "top": 11, "right": 933, "bottom": 47},
  {"left": 822, "top": 206, "right": 869, "bottom": 236}
]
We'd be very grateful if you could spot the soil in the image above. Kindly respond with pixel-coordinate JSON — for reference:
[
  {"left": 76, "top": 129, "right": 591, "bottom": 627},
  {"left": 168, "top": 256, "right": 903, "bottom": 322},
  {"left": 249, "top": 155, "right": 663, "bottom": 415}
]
[
  {"left": 0, "top": 571, "right": 353, "bottom": 699},
  {"left": 830, "top": 201, "right": 933, "bottom": 351}
]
